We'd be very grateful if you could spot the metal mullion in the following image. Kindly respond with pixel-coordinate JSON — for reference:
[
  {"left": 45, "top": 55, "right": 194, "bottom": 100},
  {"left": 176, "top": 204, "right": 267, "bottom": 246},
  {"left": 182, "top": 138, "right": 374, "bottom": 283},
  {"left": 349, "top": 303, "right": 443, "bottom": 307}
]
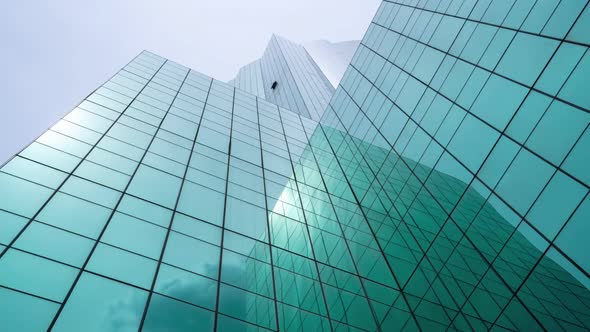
[
  {"left": 0, "top": 285, "right": 61, "bottom": 305},
  {"left": 255, "top": 97, "right": 283, "bottom": 331},
  {"left": 212, "top": 86, "right": 236, "bottom": 332}
]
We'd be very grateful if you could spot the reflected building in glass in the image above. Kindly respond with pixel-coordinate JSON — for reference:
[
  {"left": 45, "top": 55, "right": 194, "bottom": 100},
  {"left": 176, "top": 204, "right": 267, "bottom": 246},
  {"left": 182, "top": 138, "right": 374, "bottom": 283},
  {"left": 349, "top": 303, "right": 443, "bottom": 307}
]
[{"left": 1, "top": 1, "right": 590, "bottom": 331}]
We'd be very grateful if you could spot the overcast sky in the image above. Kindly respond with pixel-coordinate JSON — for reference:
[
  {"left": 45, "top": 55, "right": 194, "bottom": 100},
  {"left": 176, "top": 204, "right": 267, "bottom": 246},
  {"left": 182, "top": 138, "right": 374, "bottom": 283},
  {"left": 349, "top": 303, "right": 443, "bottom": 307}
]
[{"left": 0, "top": 0, "right": 380, "bottom": 164}]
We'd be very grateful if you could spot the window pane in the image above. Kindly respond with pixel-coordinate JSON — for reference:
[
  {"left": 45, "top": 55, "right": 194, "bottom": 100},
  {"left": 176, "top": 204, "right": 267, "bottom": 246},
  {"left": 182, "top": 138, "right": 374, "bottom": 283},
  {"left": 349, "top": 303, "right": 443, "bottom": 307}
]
[
  {"left": 0, "top": 287, "right": 59, "bottom": 331},
  {"left": 0, "top": 249, "right": 77, "bottom": 302},
  {"left": 15, "top": 222, "right": 93, "bottom": 267},
  {"left": 53, "top": 273, "right": 148, "bottom": 332},
  {"left": 0, "top": 173, "right": 53, "bottom": 218},
  {"left": 163, "top": 232, "right": 220, "bottom": 279},
  {"left": 142, "top": 294, "right": 214, "bottom": 332}
]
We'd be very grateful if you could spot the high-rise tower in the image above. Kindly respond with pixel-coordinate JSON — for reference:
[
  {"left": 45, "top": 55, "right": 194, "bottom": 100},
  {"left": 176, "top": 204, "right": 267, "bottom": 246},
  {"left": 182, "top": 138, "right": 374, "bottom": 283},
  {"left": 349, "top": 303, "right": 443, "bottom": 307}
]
[
  {"left": 230, "top": 34, "right": 335, "bottom": 121},
  {"left": 1, "top": 1, "right": 589, "bottom": 331}
]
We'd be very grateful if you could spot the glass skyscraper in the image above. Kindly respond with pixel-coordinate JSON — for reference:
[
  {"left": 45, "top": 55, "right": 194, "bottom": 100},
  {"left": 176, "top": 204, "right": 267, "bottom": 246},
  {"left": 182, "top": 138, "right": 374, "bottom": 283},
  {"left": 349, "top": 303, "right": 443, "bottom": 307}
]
[
  {"left": 230, "top": 34, "right": 335, "bottom": 121},
  {"left": 1, "top": 1, "right": 589, "bottom": 331}
]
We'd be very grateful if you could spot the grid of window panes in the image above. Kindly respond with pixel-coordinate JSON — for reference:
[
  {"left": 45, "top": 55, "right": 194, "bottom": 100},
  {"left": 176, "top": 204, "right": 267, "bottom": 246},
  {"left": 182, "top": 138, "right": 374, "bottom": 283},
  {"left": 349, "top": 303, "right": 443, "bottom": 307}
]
[
  {"left": 319, "top": 0, "right": 590, "bottom": 330},
  {"left": 0, "top": 50, "right": 413, "bottom": 331},
  {"left": 1, "top": 1, "right": 590, "bottom": 330},
  {"left": 259, "top": 35, "right": 335, "bottom": 121},
  {"left": 229, "top": 59, "right": 267, "bottom": 99},
  {"left": 232, "top": 35, "right": 335, "bottom": 122}
]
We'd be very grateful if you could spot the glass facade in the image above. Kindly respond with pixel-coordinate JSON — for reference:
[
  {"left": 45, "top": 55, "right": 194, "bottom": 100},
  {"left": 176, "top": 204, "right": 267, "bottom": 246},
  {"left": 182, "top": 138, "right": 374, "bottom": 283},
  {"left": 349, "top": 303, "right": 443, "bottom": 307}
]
[
  {"left": 229, "top": 59, "right": 267, "bottom": 100},
  {"left": 320, "top": 0, "right": 590, "bottom": 330},
  {"left": 231, "top": 34, "right": 335, "bottom": 121},
  {"left": 1, "top": 1, "right": 590, "bottom": 331}
]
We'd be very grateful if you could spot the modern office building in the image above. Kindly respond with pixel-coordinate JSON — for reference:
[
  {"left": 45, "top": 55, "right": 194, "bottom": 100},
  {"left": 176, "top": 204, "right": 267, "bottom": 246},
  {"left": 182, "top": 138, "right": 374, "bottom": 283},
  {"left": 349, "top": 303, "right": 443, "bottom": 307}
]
[
  {"left": 230, "top": 34, "right": 335, "bottom": 121},
  {"left": 229, "top": 36, "right": 359, "bottom": 98},
  {"left": 1, "top": 1, "right": 590, "bottom": 331}
]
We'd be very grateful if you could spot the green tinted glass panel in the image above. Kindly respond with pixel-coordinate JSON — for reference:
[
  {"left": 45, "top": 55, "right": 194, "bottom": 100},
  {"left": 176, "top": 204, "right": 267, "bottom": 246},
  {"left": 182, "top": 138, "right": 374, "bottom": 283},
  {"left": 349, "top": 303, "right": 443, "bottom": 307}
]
[
  {"left": 0, "top": 288, "right": 59, "bottom": 331},
  {"left": 14, "top": 222, "right": 93, "bottom": 267},
  {"left": 37, "top": 192, "right": 111, "bottom": 238},
  {"left": 87, "top": 243, "right": 157, "bottom": 288},
  {"left": 127, "top": 165, "right": 182, "bottom": 209},
  {"left": 53, "top": 273, "right": 148, "bottom": 332},
  {"left": 0, "top": 249, "right": 77, "bottom": 302},
  {"left": 143, "top": 294, "right": 214, "bottom": 332},
  {"left": 0, "top": 173, "right": 53, "bottom": 218}
]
